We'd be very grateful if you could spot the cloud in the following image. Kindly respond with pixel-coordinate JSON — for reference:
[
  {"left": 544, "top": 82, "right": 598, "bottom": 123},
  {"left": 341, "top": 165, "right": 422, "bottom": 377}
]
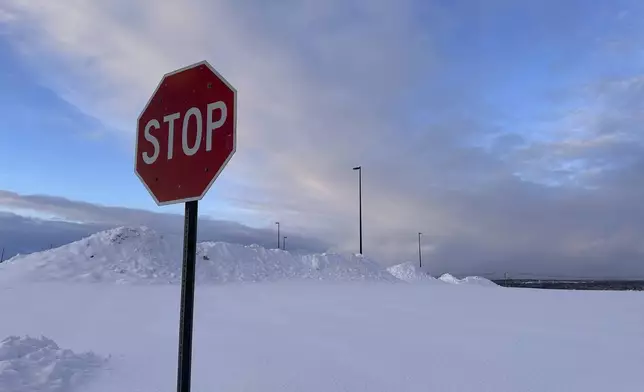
[
  {"left": 3, "top": 1, "right": 644, "bottom": 278},
  {"left": 0, "top": 190, "right": 328, "bottom": 260},
  {"left": 0, "top": 212, "right": 106, "bottom": 261}
]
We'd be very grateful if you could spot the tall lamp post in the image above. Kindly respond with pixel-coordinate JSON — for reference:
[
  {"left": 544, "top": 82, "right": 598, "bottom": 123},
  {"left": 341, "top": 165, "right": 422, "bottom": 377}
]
[
  {"left": 352, "top": 166, "right": 363, "bottom": 254},
  {"left": 275, "top": 222, "right": 280, "bottom": 249},
  {"left": 418, "top": 232, "right": 422, "bottom": 269}
]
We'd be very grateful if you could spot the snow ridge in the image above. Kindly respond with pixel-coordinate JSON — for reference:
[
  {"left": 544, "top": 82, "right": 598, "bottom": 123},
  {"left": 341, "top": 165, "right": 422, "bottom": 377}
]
[
  {"left": 0, "top": 227, "right": 500, "bottom": 286},
  {"left": 0, "top": 227, "right": 397, "bottom": 284}
]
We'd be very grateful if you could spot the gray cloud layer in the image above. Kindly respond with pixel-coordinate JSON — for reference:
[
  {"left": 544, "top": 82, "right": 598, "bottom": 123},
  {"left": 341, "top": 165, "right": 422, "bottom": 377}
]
[
  {"left": 0, "top": 190, "right": 328, "bottom": 261},
  {"left": 0, "top": 212, "right": 105, "bottom": 261}
]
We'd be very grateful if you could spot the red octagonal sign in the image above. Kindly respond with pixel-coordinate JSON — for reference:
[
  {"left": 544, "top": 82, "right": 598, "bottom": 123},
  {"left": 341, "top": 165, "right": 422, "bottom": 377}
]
[{"left": 135, "top": 61, "right": 237, "bottom": 205}]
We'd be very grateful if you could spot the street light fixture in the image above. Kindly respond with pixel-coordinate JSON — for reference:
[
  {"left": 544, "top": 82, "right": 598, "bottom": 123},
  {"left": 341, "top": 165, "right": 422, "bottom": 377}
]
[
  {"left": 418, "top": 232, "right": 422, "bottom": 269},
  {"left": 275, "top": 222, "right": 280, "bottom": 249},
  {"left": 352, "top": 166, "right": 362, "bottom": 255}
]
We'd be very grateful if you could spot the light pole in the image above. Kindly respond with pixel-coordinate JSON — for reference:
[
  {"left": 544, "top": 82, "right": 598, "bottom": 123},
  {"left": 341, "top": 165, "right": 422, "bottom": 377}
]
[
  {"left": 275, "top": 222, "right": 280, "bottom": 249},
  {"left": 352, "top": 166, "right": 363, "bottom": 254},
  {"left": 283, "top": 236, "right": 287, "bottom": 251},
  {"left": 418, "top": 232, "right": 422, "bottom": 269}
]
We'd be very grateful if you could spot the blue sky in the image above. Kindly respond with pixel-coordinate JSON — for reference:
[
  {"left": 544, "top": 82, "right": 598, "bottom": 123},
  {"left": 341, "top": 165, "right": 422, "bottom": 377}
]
[
  {"left": 0, "top": 37, "right": 248, "bottom": 220},
  {"left": 0, "top": 40, "right": 142, "bottom": 206},
  {"left": 1, "top": 0, "right": 644, "bottom": 278}
]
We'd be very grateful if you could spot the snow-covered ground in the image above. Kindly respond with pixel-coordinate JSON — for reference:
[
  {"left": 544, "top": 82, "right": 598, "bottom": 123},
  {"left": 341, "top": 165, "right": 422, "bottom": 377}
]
[
  {"left": 0, "top": 227, "right": 642, "bottom": 391},
  {"left": 0, "top": 336, "right": 106, "bottom": 392}
]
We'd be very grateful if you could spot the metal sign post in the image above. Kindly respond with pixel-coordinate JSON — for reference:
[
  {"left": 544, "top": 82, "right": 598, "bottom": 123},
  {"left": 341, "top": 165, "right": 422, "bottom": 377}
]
[{"left": 176, "top": 200, "right": 199, "bottom": 392}]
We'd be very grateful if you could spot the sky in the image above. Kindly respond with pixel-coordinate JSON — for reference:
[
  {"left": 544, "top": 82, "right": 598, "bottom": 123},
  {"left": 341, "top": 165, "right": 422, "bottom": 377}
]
[{"left": 1, "top": 0, "right": 644, "bottom": 279}]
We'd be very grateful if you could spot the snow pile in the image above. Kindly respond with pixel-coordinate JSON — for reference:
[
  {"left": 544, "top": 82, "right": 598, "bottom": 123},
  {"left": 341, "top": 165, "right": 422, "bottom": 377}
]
[
  {"left": 438, "top": 273, "right": 461, "bottom": 284},
  {"left": 164, "top": 241, "right": 397, "bottom": 283},
  {"left": 197, "top": 243, "right": 398, "bottom": 283},
  {"left": 439, "top": 273, "right": 499, "bottom": 287},
  {"left": 0, "top": 227, "right": 182, "bottom": 284},
  {"left": 0, "top": 335, "right": 106, "bottom": 392},
  {"left": 195, "top": 241, "right": 309, "bottom": 283},
  {"left": 386, "top": 261, "right": 441, "bottom": 283},
  {"left": 0, "top": 227, "right": 397, "bottom": 284},
  {"left": 0, "top": 226, "right": 503, "bottom": 286},
  {"left": 302, "top": 253, "right": 399, "bottom": 281},
  {"left": 385, "top": 263, "right": 497, "bottom": 286},
  {"left": 460, "top": 276, "right": 499, "bottom": 286}
]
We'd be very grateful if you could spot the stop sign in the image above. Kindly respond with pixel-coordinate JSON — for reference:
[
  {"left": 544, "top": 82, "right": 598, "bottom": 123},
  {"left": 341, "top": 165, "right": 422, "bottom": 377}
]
[{"left": 135, "top": 61, "right": 236, "bottom": 205}]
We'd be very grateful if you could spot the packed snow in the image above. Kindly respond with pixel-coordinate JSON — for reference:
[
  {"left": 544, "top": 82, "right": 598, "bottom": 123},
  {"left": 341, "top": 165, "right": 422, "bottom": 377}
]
[
  {"left": 0, "top": 336, "right": 106, "bottom": 392},
  {"left": 1, "top": 226, "right": 643, "bottom": 391}
]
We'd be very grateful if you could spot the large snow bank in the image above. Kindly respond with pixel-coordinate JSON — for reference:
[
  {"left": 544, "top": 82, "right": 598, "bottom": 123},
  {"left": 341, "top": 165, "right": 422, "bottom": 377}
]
[
  {"left": 0, "top": 227, "right": 397, "bottom": 284},
  {"left": 0, "top": 335, "right": 106, "bottom": 392},
  {"left": 439, "top": 273, "right": 499, "bottom": 287},
  {"left": 386, "top": 261, "right": 441, "bottom": 283}
]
